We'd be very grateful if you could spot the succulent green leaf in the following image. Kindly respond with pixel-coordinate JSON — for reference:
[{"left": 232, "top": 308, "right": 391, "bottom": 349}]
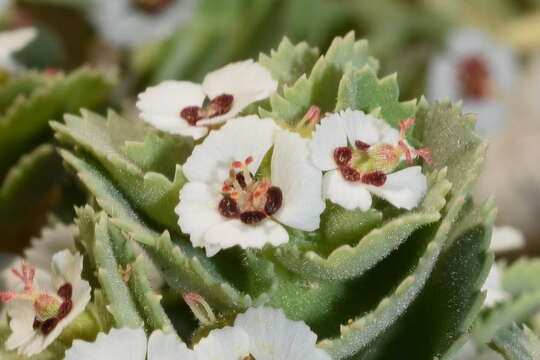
[
  {"left": 335, "top": 64, "right": 417, "bottom": 129},
  {"left": 0, "top": 72, "right": 45, "bottom": 113},
  {"left": 258, "top": 37, "right": 319, "bottom": 87},
  {"left": 0, "top": 68, "right": 114, "bottom": 180},
  {"left": 260, "top": 32, "right": 380, "bottom": 127},
  {"left": 87, "top": 207, "right": 172, "bottom": 333},
  {"left": 0, "top": 145, "right": 63, "bottom": 250},
  {"left": 491, "top": 324, "right": 540, "bottom": 360},
  {"left": 473, "top": 290, "right": 540, "bottom": 345},
  {"left": 52, "top": 110, "right": 188, "bottom": 230},
  {"left": 274, "top": 168, "right": 450, "bottom": 281},
  {"left": 93, "top": 212, "right": 143, "bottom": 328}
]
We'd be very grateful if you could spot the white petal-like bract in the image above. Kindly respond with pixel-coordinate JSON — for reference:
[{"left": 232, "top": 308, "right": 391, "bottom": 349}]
[{"left": 234, "top": 307, "right": 331, "bottom": 360}]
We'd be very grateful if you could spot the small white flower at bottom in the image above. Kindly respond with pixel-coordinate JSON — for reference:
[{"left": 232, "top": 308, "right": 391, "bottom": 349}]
[
  {"left": 310, "top": 109, "right": 430, "bottom": 211},
  {"left": 427, "top": 27, "right": 518, "bottom": 135},
  {"left": 0, "top": 27, "right": 36, "bottom": 72},
  {"left": 176, "top": 116, "right": 324, "bottom": 256},
  {"left": 64, "top": 328, "right": 193, "bottom": 360},
  {"left": 136, "top": 60, "right": 277, "bottom": 140},
  {"left": 0, "top": 250, "right": 91, "bottom": 356},
  {"left": 65, "top": 307, "right": 330, "bottom": 360}
]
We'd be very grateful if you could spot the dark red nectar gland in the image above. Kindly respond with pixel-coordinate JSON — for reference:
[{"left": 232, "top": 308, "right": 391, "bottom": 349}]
[
  {"left": 219, "top": 197, "right": 241, "bottom": 218},
  {"left": 220, "top": 157, "right": 284, "bottom": 225},
  {"left": 339, "top": 166, "right": 361, "bottom": 182},
  {"left": 362, "top": 171, "right": 387, "bottom": 187},
  {"left": 334, "top": 147, "right": 353, "bottom": 167},
  {"left": 180, "top": 93, "right": 234, "bottom": 126},
  {"left": 458, "top": 56, "right": 491, "bottom": 99},
  {"left": 133, "top": 0, "right": 174, "bottom": 13},
  {"left": 355, "top": 140, "right": 370, "bottom": 152}
]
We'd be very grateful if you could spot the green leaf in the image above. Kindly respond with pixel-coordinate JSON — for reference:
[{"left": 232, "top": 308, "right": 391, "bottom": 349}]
[
  {"left": 473, "top": 290, "right": 540, "bottom": 345},
  {"left": 491, "top": 324, "right": 540, "bottom": 360},
  {"left": 0, "top": 72, "right": 45, "bottom": 113},
  {"left": 0, "top": 68, "right": 114, "bottom": 180},
  {"left": 335, "top": 64, "right": 417, "bottom": 129},
  {"left": 260, "top": 32, "right": 380, "bottom": 127},
  {"left": 274, "top": 168, "right": 450, "bottom": 281},
  {"left": 93, "top": 212, "right": 144, "bottom": 329},
  {"left": 259, "top": 37, "right": 319, "bottom": 87},
  {"left": 358, "top": 198, "right": 496, "bottom": 360},
  {"left": 87, "top": 206, "right": 173, "bottom": 333},
  {"left": 0, "top": 145, "right": 64, "bottom": 251},
  {"left": 52, "top": 110, "right": 189, "bottom": 231}
]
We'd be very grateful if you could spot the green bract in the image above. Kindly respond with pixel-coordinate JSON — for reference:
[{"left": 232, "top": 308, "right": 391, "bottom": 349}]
[{"left": 46, "top": 34, "right": 496, "bottom": 359}]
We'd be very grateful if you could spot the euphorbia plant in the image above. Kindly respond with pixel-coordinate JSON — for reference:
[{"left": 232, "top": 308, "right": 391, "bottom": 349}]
[{"left": 2, "top": 33, "right": 536, "bottom": 360}]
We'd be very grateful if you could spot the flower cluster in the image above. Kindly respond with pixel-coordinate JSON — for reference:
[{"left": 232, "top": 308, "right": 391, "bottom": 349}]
[{"left": 135, "top": 60, "right": 433, "bottom": 255}]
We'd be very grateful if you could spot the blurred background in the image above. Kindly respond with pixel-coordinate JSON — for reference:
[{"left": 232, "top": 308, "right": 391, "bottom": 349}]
[{"left": 1, "top": 0, "right": 539, "bottom": 255}]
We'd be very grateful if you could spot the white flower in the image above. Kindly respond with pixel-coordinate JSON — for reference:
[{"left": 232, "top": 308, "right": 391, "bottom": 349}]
[
  {"left": 88, "top": 0, "right": 197, "bottom": 48},
  {"left": 427, "top": 27, "right": 518, "bottom": 135},
  {"left": 310, "top": 109, "right": 429, "bottom": 211},
  {"left": 64, "top": 327, "right": 194, "bottom": 360},
  {"left": 0, "top": 27, "right": 37, "bottom": 71},
  {"left": 232, "top": 306, "right": 331, "bottom": 360},
  {"left": 490, "top": 226, "right": 525, "bottom": 253},
  {"left": 0, "top": 250, "right": 91, "bottom": 356},
  {"left": 136, "top": 60, "right": 277, "bottom": 140},
  {"left": 176, "top": 116, "right": 324, "bottom": 256},
  {"left": 65, "top": 307, "right": 330, "bottom": 360}
]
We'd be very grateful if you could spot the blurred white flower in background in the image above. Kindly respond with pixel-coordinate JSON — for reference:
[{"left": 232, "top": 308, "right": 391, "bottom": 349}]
[
  {"left": 89, "top": 0, "right": 198, "bottom": 48},
  {"left": 427, "top": 28, "right": 518, "bottom": 135},
  {"left": 475, "top": 52, "right": 540, "bottom": 248},
  {"left": 0, "top": 27, "right": 36, "bottom": 71}
]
